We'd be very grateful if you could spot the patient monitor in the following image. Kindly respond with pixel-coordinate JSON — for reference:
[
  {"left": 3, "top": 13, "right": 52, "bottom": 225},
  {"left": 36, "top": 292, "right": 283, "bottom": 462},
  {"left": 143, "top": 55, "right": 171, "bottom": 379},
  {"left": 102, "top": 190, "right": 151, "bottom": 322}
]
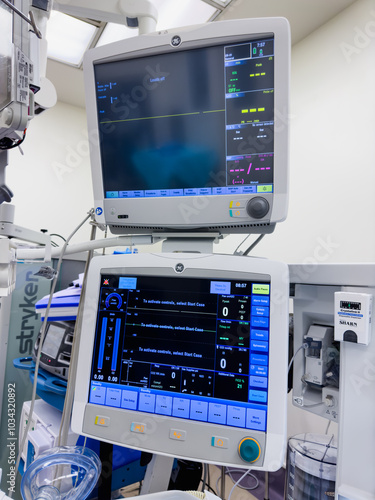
[
  {"left": 72, "top": 253, "right": 289, "bottom": 469},
  {"left": 84, "top": 17, "right": 290, "bottom": 235}
]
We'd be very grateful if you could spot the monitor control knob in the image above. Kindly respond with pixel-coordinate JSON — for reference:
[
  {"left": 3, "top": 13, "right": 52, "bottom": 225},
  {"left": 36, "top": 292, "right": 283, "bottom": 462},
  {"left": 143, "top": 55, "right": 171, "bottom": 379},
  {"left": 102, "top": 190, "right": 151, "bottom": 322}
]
[
  {"left": 246, "top": 197, "right": 269, "bottom": 219},
  {"left": 238, "top": 437, "right": 261, "bottom": 463}
]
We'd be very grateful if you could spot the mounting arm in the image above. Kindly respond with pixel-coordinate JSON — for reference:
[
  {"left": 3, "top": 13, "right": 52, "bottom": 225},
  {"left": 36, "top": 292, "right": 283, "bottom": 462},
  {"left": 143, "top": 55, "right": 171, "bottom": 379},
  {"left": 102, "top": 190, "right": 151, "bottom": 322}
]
[{"left": 53, "top": 0, "right": 158, "bottom": 35}]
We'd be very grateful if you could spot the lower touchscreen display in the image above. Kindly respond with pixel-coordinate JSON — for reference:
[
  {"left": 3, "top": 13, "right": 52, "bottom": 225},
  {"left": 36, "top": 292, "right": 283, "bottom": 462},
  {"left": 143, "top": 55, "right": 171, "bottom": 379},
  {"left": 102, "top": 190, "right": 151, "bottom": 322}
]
[{"left": 88, "top": 274, "right": 271, "bottom": 432}]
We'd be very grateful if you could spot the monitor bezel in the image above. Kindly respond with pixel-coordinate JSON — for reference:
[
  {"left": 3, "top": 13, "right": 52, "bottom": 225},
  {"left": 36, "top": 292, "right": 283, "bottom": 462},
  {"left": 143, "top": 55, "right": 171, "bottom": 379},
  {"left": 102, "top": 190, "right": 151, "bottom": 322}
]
[
  {"left": 72, "top": 253, "right": 289, "bottom": 469},
  {"left": 84, "top": 17, "right": 290, "bottom": 235}
]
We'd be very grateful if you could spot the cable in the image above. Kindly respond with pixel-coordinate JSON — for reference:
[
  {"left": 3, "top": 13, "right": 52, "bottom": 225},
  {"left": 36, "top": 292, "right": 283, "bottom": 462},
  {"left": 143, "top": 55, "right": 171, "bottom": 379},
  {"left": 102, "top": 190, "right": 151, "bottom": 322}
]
[
  {"left": 201, "top": 463, "right": 208, "bottom": 492},
  {"left": 49, "top": 233, "right": 67, "bottom": 244},
  {"left": 288, "top": 342, "right": 308, "bottom": 373},
  {"left": 233, "top": 234, "right": 251, "bottom": 254},
  {"left": 215, "top": 467, "right": 259, "bottom": 498},
  {"left": 325, "top": 419, "right": 332, "bottom": 435},
  {"left": 242, "top": 234, "right": 265, "bottom": 256},
  {"left": 199, "top": 480, "right": 217, "bottom": 496},
  {"left": 225, "top": 468, "right": 259, "bottom": 491},
  {"left": 11, "top": 209, "right": 94, "bottom": 498},
  {"left": 301, "top": 402, "right": 325, "bottom": 409},
  {"left": 0, "top": 129, "right": 27, "bottom": 150},
  {"left": 227, "top": 468, "right": 253, "bottom": 500},
  {"left": 58, "top": 221, "right": 97, "bottom": 446}
]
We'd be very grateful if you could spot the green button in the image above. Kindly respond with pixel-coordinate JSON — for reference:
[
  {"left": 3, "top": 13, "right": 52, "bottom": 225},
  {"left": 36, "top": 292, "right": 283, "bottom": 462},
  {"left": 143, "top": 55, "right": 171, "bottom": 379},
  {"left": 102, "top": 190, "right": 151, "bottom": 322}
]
[
  {"left": 257, "top": 185, "right": 272, "bottom": 193},
  {"left": 252, "top": 284, "right": 270, "bottom": 295},
  {"left": 239, "top": 438, "right": 261, "bottom": 463}
]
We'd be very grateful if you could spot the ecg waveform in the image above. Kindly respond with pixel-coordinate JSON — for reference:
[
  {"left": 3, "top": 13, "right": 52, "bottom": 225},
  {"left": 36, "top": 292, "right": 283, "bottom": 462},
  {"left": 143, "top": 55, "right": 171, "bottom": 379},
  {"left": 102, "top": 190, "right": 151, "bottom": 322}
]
[{"left": 100, "top": 109, "right": 225, "bottom": 125}]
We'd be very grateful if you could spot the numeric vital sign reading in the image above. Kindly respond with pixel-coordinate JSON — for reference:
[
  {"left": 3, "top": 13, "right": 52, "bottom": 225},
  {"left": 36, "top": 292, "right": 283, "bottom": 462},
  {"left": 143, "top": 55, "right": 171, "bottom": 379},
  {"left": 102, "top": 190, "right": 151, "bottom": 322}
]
[{"left": 89, "top": 274, "right": 271, "bottom": 431}]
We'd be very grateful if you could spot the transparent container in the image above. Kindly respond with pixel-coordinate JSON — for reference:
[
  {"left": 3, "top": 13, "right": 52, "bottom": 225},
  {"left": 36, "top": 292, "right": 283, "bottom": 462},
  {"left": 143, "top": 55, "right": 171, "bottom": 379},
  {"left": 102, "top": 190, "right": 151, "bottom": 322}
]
[{"left": 286, "top": 433, "right": 337, "bottom": 499}]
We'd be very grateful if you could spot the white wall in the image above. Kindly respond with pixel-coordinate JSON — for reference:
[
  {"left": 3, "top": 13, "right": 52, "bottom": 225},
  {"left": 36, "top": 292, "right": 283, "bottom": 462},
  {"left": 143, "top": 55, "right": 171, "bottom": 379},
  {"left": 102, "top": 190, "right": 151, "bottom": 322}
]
[{"left": 6, "top": 101, "right": 94, "bottom": 245}]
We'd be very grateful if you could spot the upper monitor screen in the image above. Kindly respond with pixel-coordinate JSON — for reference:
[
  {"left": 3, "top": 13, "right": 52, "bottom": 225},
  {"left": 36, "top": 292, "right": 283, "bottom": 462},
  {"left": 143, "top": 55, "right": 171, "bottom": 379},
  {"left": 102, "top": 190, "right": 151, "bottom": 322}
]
[
  {"left": 95, "top": 36, "right": 274, "bottom": 199},
  {"left": 85, "top": 18, "right": 290, "bottom": 234}
]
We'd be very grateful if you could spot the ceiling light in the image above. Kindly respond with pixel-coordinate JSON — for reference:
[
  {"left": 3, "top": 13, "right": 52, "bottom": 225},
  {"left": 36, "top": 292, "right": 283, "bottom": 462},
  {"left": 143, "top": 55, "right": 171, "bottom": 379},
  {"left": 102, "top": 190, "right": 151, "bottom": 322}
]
[
  {"left": 46, "top": 11, "right": 97, "bottom": 66},
  {"left": 96, "top": 23, "right": 136, "bottom": 48},
  {"left": 153, "top": 0, "right": 217, "bottom": 30}
]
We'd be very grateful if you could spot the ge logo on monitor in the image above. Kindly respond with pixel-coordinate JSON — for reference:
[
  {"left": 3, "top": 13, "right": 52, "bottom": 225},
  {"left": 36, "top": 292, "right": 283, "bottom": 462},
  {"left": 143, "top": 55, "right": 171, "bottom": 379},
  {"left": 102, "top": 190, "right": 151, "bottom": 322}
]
[
  {"left": 175, "top": 263, "right": 184, "bottom": 273},
  {"left": 171, "top": 35, "right": 182, "bottom": 47}
]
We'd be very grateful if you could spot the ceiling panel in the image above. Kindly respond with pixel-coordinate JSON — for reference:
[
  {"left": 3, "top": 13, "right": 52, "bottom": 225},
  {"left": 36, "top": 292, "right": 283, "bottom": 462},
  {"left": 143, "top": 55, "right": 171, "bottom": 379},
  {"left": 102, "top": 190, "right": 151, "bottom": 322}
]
[{"left": 216, "top": 0, "right": 358, "bottom": 44}]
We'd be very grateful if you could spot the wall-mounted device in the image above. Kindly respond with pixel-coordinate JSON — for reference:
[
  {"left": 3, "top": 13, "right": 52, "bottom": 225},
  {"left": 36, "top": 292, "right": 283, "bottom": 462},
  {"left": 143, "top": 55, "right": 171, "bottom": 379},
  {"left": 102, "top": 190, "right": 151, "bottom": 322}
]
[
  {"left": 290, "top": 281, "right": 341, "bottom": 423},
  {"left": 334, "top": 291, "right": 373, "bottom": 345},
  {"left": 33, "top": 321, "right": 75, "bottom": 380},
  {"left": 72, "top": 253, "right": 289, "bottom": 470},
  {"left": 304, "top": 325, "right": 334, "bottom": 387},
  {"left": 84, "top": 17, "right": 290, "bottom": 235}
]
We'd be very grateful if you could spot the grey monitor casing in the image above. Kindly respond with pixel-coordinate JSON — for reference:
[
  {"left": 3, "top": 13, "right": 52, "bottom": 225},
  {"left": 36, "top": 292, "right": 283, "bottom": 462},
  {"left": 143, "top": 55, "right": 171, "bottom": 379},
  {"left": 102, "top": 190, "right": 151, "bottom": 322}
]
[
  {"left": 72, "top": 253, "right": 289, "bottom": 470},
  {"left": 84, "top": 18, "right": 290, "bottom": 235}
]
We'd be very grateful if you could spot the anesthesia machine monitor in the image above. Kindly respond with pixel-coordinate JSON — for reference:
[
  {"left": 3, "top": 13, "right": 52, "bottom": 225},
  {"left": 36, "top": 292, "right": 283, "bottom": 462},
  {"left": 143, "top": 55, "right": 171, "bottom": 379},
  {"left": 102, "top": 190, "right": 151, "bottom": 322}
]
[
  {"left": 72, "top": 253, "right": 289, "bottom": 469},
  {"left": 84, "top": 17, "right": 290, "bottom": 234}
]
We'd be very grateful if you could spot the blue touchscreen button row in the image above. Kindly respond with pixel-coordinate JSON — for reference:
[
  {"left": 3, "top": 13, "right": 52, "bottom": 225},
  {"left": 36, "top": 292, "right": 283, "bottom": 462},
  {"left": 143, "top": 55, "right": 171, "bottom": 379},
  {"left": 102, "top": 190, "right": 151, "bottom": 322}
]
[
  {"left": 172, "top": 398, "right": 190, "bottom": 419},
  {"left": 212, "top": 187, "right": 228, "bottom": 195},
  {"left": 249, "top": 390, "right": 268, "bottom": 404},
  {"left": 105, "top": 388, "right": 121, "bottom": 408},
  {"left": 119, "top": 191, "right": 130, "bottom": 198},
  {"left": 227, "top": 187, "right": 242, "bottom": 194},
  {"left": 246, "top": 408, "right": 266, "bottom": 432},
  {"left": 227, "top": 406, "right": 246, "bottom": 428},
  {"left": 210, "top": 281, "right": 231, "bottom": 294},
  {"left": 250, "top": 376, "right": 268, "bottom": 389},
  {"left": 190, "top": 400, "right": 208, "bottom": 421},
  {"left": 121, "top": 390, "right": 138, "bottom": 410},
  {"left": 251, "top": 306, "right": 269, "bottom": 317},
  {"left": 184, "top": 188, "right": 199, "bottom": 196},
  {"left": 251, "top": 340, "right": 269, "bottom": 353},
  {"left": 242, "top": 186, "right": 257, "bottom": 193},
  {"left": 208, "top": 403, "right": 227, "bottom": 425},
  {"left": 251, "top": 329, "right": 269, "bottom": 341},
  {"left": 106, "top": 191, "right": 119, "bottom": 198},
  {"left": 251, "top": 317, "right": 269, "bottom": 328},
  {"left": 132, "top": 191, "right": 144, "bottom": 198},
  {"left": 250, "top": 364, "right": 268, "bottom": 377},
  {"left": 155, "top": 395, "right": 173, "bottom": 416},
  {"left": 90, "top": 385, "right": 106, "bottom": 405},
  {"left": 250, "top": 354, "right": 268, "bottom": 366},
  {"left": 119, "top": 190, "right": 145, "bottom": 198},
  {"left": 171, "top": 189, "right": 184, "bottom": 196},
  {"left": 138, "top": 393, "right": 156, "bottom": 413},
  {"left": 199, "top": 188, "right": 212, "bottom": 196},
  {"left": 145, "top": 190, "right": 162, "bottom": 197},
  {"left": 251, "top": 295, "right": 270, "bottom": 306}
]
